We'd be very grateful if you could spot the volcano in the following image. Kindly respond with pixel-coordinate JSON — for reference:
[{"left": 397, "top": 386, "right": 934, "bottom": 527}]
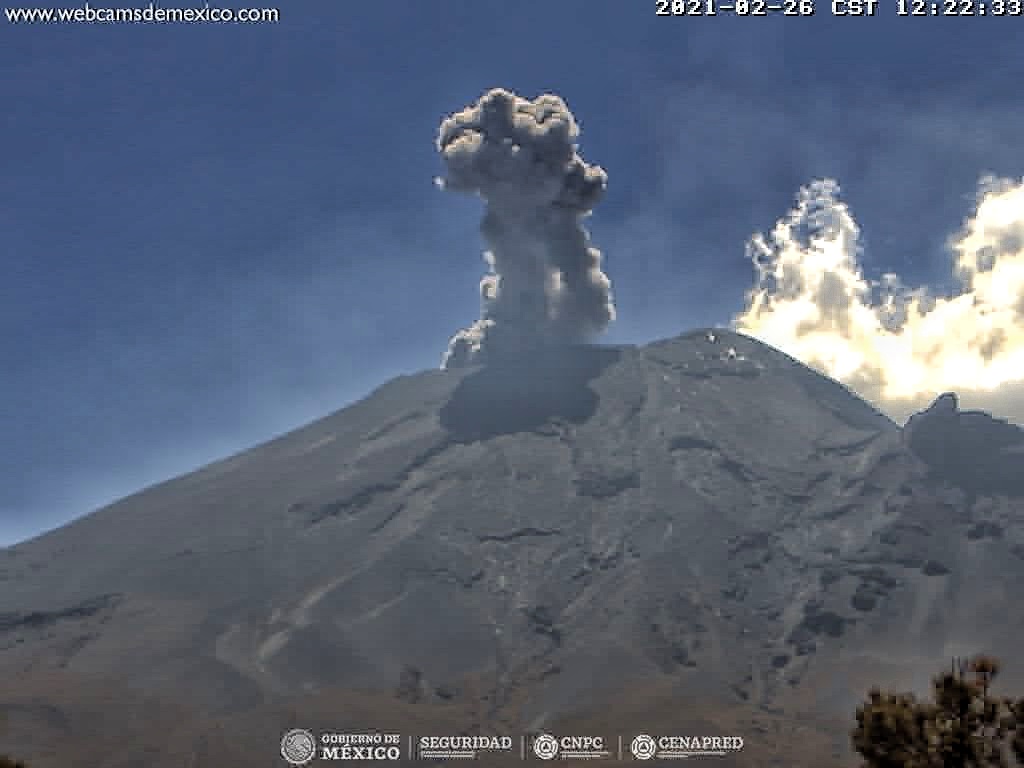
[{"left": 2, "top": 329, "right": 1023, "bottom": 767}]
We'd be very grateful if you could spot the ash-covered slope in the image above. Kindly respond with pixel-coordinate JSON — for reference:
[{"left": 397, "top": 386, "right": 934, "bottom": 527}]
[{"left": 3, "top": 329, "right": 1023, "bottom": 767}]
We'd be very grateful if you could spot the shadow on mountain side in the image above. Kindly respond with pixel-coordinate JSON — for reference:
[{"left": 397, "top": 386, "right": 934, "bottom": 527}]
[{"left": 439, "top": 345, "right": 621, "bottom": 442}]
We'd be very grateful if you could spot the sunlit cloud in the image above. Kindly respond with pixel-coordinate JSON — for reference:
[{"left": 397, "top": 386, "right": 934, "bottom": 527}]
[{"left": 735, "top": 177, "right": 1024, "bottom": 425}]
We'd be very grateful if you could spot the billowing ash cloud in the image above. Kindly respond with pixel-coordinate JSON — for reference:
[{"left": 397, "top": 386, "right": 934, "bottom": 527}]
[
  {"left": 735, "top": 177, "right": 1024, "bottom": 425},
  {"left": 436, "top": 88, "right": 614, "bottom": 368}
]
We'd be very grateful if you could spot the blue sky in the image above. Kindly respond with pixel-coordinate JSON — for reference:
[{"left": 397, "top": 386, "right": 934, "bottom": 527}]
[{"left": 3, "top": 2, "right": 1023, "bottom": 546}]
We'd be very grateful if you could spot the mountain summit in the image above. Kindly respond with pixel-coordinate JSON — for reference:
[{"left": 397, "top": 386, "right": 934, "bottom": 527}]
[{"left": 3, "top": 329, "right": 1023, "bottom": 767}]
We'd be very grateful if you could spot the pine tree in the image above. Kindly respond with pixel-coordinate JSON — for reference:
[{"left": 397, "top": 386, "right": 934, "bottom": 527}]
[{"left": 852, "top": 655, "right": 1024, "bottom": 767}]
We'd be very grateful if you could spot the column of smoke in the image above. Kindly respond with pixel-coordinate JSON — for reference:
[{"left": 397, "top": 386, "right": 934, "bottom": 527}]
[
  {"left": 436, "top": 88, "right": 614, "bottom": 368},
  {"left": 735, "top": 177, "right": 1024, "bottom": 425}
]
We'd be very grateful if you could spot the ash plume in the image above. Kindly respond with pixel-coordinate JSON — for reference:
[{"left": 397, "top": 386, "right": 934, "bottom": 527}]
[
  {"left": 436, "top": 88, "right": 614, "bottom": 368},
  {"left": 735, "top": 177, "right": 1024, "bottom": 425}
]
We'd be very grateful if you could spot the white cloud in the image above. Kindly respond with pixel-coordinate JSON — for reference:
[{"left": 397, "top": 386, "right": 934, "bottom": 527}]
[{"left": 734, "top": 177, "right": 1024, "bottom": 426}]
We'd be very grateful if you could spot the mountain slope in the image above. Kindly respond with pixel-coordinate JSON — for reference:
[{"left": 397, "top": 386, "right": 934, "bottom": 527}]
[{"left": 2, "top": 329, "right": 1022, "bottom": 767}]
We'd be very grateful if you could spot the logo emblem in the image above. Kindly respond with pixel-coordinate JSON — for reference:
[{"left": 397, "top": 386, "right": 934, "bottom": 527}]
[
  {"left": 630, "top": 734, "right": 657, "bottom": 760},
  {"left": 533, "top": 733, "right": 559, "bottom": 760},
  {"left": 280, "top": 728, "right": 317, "bottom": 766}
]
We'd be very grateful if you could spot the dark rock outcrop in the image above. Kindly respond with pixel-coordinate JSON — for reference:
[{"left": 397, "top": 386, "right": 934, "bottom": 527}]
[{"left": 904, "top": 391, "right": 1024, "bottom": 496}]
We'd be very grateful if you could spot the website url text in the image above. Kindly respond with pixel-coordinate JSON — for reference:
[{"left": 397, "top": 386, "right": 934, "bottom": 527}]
[{"left": 5, "top": 2, "right": 280, "bottom": 24}]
